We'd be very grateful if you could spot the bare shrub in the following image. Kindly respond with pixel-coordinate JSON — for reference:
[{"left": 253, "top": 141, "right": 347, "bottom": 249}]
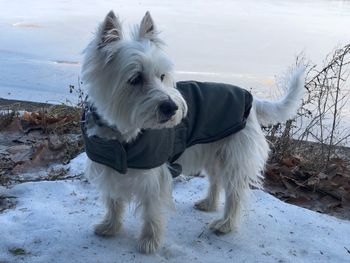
[{"left": 266, "top": 44, "right": 350, "bottom": 169}]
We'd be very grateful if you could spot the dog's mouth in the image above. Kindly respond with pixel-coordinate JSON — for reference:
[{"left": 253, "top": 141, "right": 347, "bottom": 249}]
[
  {"left": 152, "top": 112, "right": 178, "bottom": 129},
  {"left": 159, "top": 115, "right": 172, "bottom": 124},
  {"left": 151, "top": 101, "right": 186, "bottom": 129}
]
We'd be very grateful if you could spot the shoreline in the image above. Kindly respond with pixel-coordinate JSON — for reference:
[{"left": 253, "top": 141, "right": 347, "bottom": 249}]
[
  {"left": 1, "top": 96, "right": 349, "bottom": 220},
  {"left": 0, "top": 98, "right": 60, "bottom": 112}
]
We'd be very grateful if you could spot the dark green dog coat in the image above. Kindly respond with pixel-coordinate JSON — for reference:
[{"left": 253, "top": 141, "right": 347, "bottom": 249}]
[{"left": 81, "top": 81, "right": 253, "bottom": 177}]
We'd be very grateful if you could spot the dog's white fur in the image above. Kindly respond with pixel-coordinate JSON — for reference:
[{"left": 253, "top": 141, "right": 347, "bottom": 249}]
[{"left": 81, "top": 11, "right": 305, "bottom": 254}]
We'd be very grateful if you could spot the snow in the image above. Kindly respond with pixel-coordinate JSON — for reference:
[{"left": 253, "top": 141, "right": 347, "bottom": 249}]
[
  {"left": 1, "top": 0, "right": 350, "bottom": 104},
  {"left": 1, "top": 153, "right": 349, "bottom": 262}
]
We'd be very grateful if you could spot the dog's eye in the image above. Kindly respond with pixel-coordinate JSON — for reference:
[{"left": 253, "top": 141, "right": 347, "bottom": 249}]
[
  {"left": 129, "top": 74, "right": 143, "bottom": 85},
  {"left": 160, "top": 74, "right": 165, "bottom": 82}
]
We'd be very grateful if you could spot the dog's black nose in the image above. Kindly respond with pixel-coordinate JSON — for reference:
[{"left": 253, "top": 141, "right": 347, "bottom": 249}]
[{"left": 159, "top": 99, "right": 178, "bottom": 120}]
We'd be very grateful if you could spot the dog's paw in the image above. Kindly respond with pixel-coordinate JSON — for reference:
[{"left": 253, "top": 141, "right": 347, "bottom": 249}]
[
  {"left": 138, "top": 235, "right": 160, "bottom": 254},
  {"left": 94, "top": 220, "right": 121, "bottom": 237},
  {"left": 209, "top": 218, "right": 234, "bottom": 235},
  {"left": 194, "top": 198, "right": 216, "bottom": 212}
]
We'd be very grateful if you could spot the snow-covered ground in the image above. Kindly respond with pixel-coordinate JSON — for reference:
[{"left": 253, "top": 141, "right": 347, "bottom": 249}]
[{"left": 1, "top": 153, "right": 349, "bottom": 263}]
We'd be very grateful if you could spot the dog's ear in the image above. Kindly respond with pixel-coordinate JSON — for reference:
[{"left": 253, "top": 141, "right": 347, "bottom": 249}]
[
  {"left": 99, "top": 10, "right": 122, "bottom": 48},
  {"left": 139, "top": 11, "right": 162, "bottom": 44}
]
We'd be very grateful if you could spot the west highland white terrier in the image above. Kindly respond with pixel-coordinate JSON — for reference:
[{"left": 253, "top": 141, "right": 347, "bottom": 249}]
[{"left": 81, "top": 11, "right": 305, "bottom": 254}]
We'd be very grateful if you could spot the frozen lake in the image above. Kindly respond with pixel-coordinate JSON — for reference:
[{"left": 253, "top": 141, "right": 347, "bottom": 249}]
[{"left": 0, "top": 0, "right": 350, "bottom": 103}]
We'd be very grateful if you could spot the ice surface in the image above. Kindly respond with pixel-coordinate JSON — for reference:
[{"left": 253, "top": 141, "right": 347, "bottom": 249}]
[{"left": 1, "top": 0, "right": 350, "bottom": 103}]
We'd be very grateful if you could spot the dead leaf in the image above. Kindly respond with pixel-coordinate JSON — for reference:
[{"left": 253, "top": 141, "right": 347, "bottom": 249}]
[
  {"left": 281, "top": 156, "right": 301, "bottom": 167},
  {"left": 317, "top": 172, "right": 328, "bottom": 180},
  {"left": 285, "top": 196, "right": 311, "bottom": 206},
  {"left": 320, "top": 195, "right": 341, "bottom": 209}
]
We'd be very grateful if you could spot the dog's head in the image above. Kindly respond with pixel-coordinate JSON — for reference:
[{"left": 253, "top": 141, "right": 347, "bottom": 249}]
[{"left": 81, "top": 11, "right": 187, "bottom": 137}]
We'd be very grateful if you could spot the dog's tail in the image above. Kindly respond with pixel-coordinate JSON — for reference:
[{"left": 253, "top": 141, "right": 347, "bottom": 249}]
[{"left": 254, "top": 67, "right": 305, "bottom": 126}]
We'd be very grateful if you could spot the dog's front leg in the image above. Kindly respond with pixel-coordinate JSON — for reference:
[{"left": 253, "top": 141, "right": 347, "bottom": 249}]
[
  {"left": 138, "top": 197, "right": 165, "bottom": 254},
  {"left": 94, "top": 196, "right": 124, "bottom": 236},
  {"left": 137, "top": 166, "right": 173, "bottom": 254}
]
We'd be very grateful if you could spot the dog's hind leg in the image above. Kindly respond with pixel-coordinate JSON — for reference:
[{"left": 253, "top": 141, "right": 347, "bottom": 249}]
[
  {"left": 94, "top": 196, "right": 124, "bottom": 236},
  {"left": 194, "top": 163, "right": 221, "bottom": 212},
  {"left": 209, "top": 114, "right": 268, "bottom": 234},
  {"left": 209, "top": 169, "right": 248, "bottom": 234}
]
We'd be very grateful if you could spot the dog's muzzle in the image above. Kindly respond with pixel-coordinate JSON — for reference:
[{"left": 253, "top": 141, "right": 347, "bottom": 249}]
[{"left": 158, "top": 99, "right": 178, "bottom": 123}]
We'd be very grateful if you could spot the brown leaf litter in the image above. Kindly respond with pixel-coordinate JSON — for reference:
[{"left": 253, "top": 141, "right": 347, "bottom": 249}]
[
  {"left": 0, "top": 100, "right": 83, "bottom": 186},
  {"left": 265, "top": 155, "right": 350, "bottom": 219}
]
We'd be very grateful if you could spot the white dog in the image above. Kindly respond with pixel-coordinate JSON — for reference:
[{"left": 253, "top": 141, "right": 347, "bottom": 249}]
[{"left": 81, "top": 11, "right": 305, "bottom": 254}]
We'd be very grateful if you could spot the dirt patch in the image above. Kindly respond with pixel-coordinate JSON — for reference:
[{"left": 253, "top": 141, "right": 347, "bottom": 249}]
[
  {"left": 0, "top": 196, "right": 17, "bottom": 213},
  {"left": 0, "top": 99, "right": 83, "bottom": 186}
]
